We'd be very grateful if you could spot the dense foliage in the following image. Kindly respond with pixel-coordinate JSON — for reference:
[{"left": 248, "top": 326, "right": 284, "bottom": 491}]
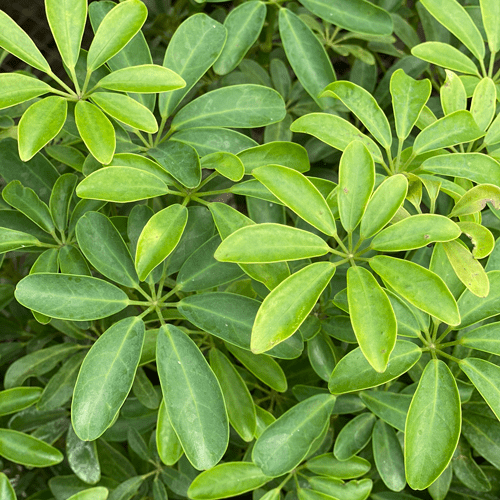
[{"left": 2, "top": 0, "right": 500, "bottom": 499}]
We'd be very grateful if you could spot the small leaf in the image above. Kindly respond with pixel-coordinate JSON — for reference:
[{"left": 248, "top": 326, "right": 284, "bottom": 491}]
[
  {"left": 405, "top": 359, "right": 461, "bottom": 490},
  {"left": 306, "top": 454, "right": 371, "bottom": 479},
  {"left": 200, "top": 152, "right": 244, "bottom": 182},
  {"left": 449, "top": 184, "right": 500, "bottom": 217},
  {"left": 0, "top": 73, "right": 53, "bottom": 110},
  {"left": 361, "top": 391, "right": 411, "bottom": 432},
  {"left": 49, "top": 173, "right": 77, "bottom": 233},
  {"left": 0, "top": 387, "right": 43, "bottom": 417},
  {"left": 135, "top": 204, "right": 188, "bottom": 281},
  {"left": 0, "top": 473, "right": 16, "bottom": 500},
  {"left": 67, "top": 425, "right": 101, "bottom": 484},
  {"left": 67, "top": 488, "right": 109, "bottom": 500},
  {"left": 0, "top": 227, "right": 40, "bottom": 253},
  {"left": 470, "top": 77, "right": 496, "bottom": 131},
  {"left": 440, "top": 70, "right": 466, "bottom": 115},
  {"left": 458, "top": 321, "right": 500, "bottom": 354},
  {"left": 156, "top": 400, "right": 183, "bottom": 466},
  {"left": 18, "top": 96, "right": 67, "bottom": 161},
  {"left": 334, "top": 413, "right": 376, "bottom": 461}
]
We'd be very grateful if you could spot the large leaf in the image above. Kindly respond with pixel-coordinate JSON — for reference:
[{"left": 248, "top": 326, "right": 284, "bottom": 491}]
[
  {"left": 369, "top": 256, "right": 460, "bottom": 325},
  {"left": 412, "top": 42, "right": 479, "bottom": 76},
  {"left": 0, "top": 74, "right": 53, "bottom": 110},
  {"left": 0, "top": 473, "right": 15, "bottom": 500},
  {"left": 15, "top": 274, "right": 129, "bottom": 321},
  {"left": 252, "top": 394, "right": 336, "bottom": 477},
  {"left": 347, "top": 266, "right": 397, "bottom": 373},
  {"left": 251, "top": 262, "right": 336, "bottom": 353},
  {"left": 72, "top": 317, "right": 144, "bottom": 440},
  {"left": 156, "top": 325, "right": 228, "bottom": 470},
  {"left": 405, "top": 359, "right": 461, "bottom": 490}
]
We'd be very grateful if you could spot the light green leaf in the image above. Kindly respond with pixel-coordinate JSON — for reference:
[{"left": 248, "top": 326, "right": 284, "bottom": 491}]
[
  {"left": 405, "top": 359, "right": 461, "bottom": 490},
  {"left": 290, "top": 113, "right": 383, "bottom": 163},
  {"left": 252, "top": 394, "right": 336, "bottom": 477},
  {"left": 96, "top": 64, "right": 185, "bottom": 93},
  {"left": 45, "top": 0, "right": 87, "bottom": 69},
  {"left": 321, "top": 82, "right": 392, "bottom": 149},
  {"left": 253, "top": 165, "right": 336, "bottom": 236},
  {"left": 18, "top": 96, "right": 67, "bottom": 161},
  {"left": 390, "top": 69, "right": 432, "bottom": 141},
  {"left": 251, "top": 262, "right": 335, "bottom": 353},
  {"left": 0, "top": 429, "right": 63, "bottom": 467},
  {"left": 67, "top": 488, "right": 109, "bottom": 500},
  {"left": 306, "top": 454, "right": 371, "bottom": 479},
  {"left": 15, "top": 273, "right": 129, "bottom": 320},
  {"left": 338, "top": 141, "right": 375, "bottom": 233},
  {"left": 480, "top": 0, "right": 500, "bottom": 52},
  {"left": 279, "top": 8, "right": 336, "bottom": 110},
  {"left": 188, "top": 462, "right": 270, "bottom": 500},
  {"left": 215, "top": 223, "right": 331, "bottom": 263},
  {"left": 413, "top": 110, "right": 484, "bottom": 155},
  {"left": 458, "top": 321, "right": 500, "bottom": 354},
  {"left": 214, "top": 1, "right": 266, "bottom": 75},
  {"left": 328, "top": 340, "right": 422, "bottom": 394},
  {"left": 0, "top": 387, "right": 43, "bottom": 417},
  {"left": 0, "top": 11, "right": 51, "bottom": 72},
  {"left": 449, "top": 184, "right": 500, "bottom": 217},
  {"left": 156, "top": 400, "right": 183, "bottom": 466},
  {"left": 440, "top": 70, "right": 466, "bottom": 115},
  {"left": 135, "top": 204, "right": 188, "bottom": 281},
  {"left": 347, "top": 266, "right": 397, "bottom": 373},
  {"left": 371, "top": 214, "right": 460, "bottom": 252},
  {"left": 0, "top": 473, "right": 16, "bottom": 500},
  {"left": 200, "top": 152, "right": 244, "bottom": 182},
  {"left": 171, "top": 84, "right": 286, "bottom": 130},
  {"left": 157, "top": 324, "right": 228, "bottom": 470},
  {"left": 360, "top": 175, "right": 408, "bottom": 239},
  {"left": 0, "top": 227, "right": 41, "bottom": 253},
  {"left": 160, "top": 13, "right": 226, "bottom": 118},
  {"left": 370, "top": 255, "right": 460, "bottom": 325},
  {"left": 420, "top": 0, "right": 484, "bottom": 61},
  {"left": 411, "top": 42, "right": 479, "bottom": 76},
  {"left": 91, "top": 92, "right": 158, "bottom": 133},
  {"left": 71, "top": 317, "right": 144, "bottom": 440},
  {"left": 76, "top": 211, "right": 139, "bottom": 287},
  {"left": 471, "top": 77, "right": 496, "bottom": 131},
  {"left": 0, "top": 73, "right": 53, "bottom": 110},
  {"left": 49, "top": 173, "right": 77, "bottom": 233},
  {"left": 76, "top": 167, "right": 169, "bottom": 203},
  {"left": 87, "top": 0, "right": 148, "bottom": 72},
  {"left": 307, "top": 477, "right": 373, "bottom": 500}
]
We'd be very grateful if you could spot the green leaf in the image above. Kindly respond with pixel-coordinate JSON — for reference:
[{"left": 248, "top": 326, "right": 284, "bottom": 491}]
[
  {"left": 306, "top": 454, "right": 371, "bottom": 479},
  {"left": 201, "top": 152, "right": 244, "bottom": 182},
  {"left": 46, "top": 145, "right": 86, "bottom": 172},
  {"left": 91, "top": 92, "right": 158, "bottom": 133},
  {"left": 471, "top": 77, "right": 496, "bottom": 131},
  {"left": 0, "top": 11, "right": 51, "bottom": 72},
  {"left": 252, "top": 394, "right": 336, "bottom": 477},
  {"left": 18, "top": 96, "right": 67, "bottom": 161},
  {"left": 306, "top": 477, "right": 372, "bottom": 500},
  {"left": 76, "top": 167, "right": 169, "bottom": 203},
  {"left": 87, "top": 0, "right": 148, "bottom": 72},
  {"left": 405, "top": 359, "right": 461, "bottom": 490},
  {"left": 109, "top": 153, "right": 174, "bottom": 187},
  {"left": 75, "top": 101, "right": 115, "bottom": 164},
  {"left": 420, "top": 0, "right": 484, "bottom": 61},
  {"left": 360, "top": 391, "right": 411, "bottom": 432},
  {"left": 156, "top": 400, "right": 183, "bottom": 466},
  {"left": 442, "top": 239, "right": 489, "bottom": 298},
  {"left": 321, "top": 82, "right": 392, "bottom": 149},
  {"left": 334, "top": 413, "right": 376, "bottom": 462},
  {"left": 0, "top": 429, "right": 63, "bottom": 467},
  {"left": 371, "top": 214, "right": 461, "bottom": 252},
  {"left": 347, "top": 266, "right": 397, "bottom": 373},
  {"left": 390, "top": 69, "right": 432, "bottom": 141},
  {"left": 135, "top": 204, "right": 188, "bottom": 281},
  {"left": 157, "top": 324, "right": 228, "bottom": 470},
  {"left": 76, "top": 211, "right": 139, "bottom": 288},
  {"left": 329, "top": 340, "right": 422, "bottom": 394},
  {"left": 0, "top": 387, "right": 42, "bottom": 416},
  {"left": 458, "top": 321, "right": 500, "bottom": 354},
  {"left": 67, "top": 425, "right": 101, "bottom": 484},
  {"left": 480, "top": 0, "right": 500, "bottom": 52},
  {"left": 338, "top": 141, "right": 375, "bottom": 232},
  {"left": 96, "top": 64, "right": 185, "bottom": 93},
  {"left": 50, "top": 173, "right": 77, "bottom": 233},
  {"left": 372, "top": 420, "right": 406, "bottom": 492},
  {"left": 149, "top": 142, "right": 201, "bottom": 189},
  {"left": 0, "top": 473, "right": 16, "bottom": 500},
  {"left": 188, "top": 462, "right": 270, "bottom": 500},
  {"left": 413, "top": 110, "right": 484, "bottom": 155},
  {"left": 15, "top": 274, "right": 129, "bottom": 321},
  {"left": 46, "top": 0, "right": 87, "bottom": 69},
  {"left": 440, "top": 70, "right": 466, "bottom": 115},
  {"left": 171, "top": 85, "right": 286, "bottom": 130},
  {"left": 369, "top": 256, "right": 460, "bottom": 325},
  {"left": 0, "top": 227, "right": 41, "bottom": 253},
  {"left": 462, "top": 412, "right": 500, "bottom": 470},
  {"left": 67, "top": 488, "right": 109, "bottom": 500},
  {"left": 72, "top": 317, "right": 144, "bottom": 441},
  {"left": 214, "top": 1, "right": 266, "bottom": 75},
  {"left": 0, "top": 74, "right": 53, "bottom": 110},
  {"left": 215, "top": 223, "right": 331, "bottom": 263},
  {"left": 290, "top": 113, "right": 383, "bottom": 163},
  {"left": 253, "top": 165, "right": 336, "bottom": 236},
  {"left": 160, "top": 13, "right": 227, "bottom": 118},
  {"left": 411, "top": 42, "right": 479, "bottom": 76},
  {"left": 132, "top": 366, "right": 159, "bottom": 410},
  {"left": 279, "top": 8, "right": 336, "bottom": 110},
  {"left": 360, "top": 175, "right": 408, "bottom": 239},
  {"left": 421, "top": 153, "right": 500, "bottom": 186},
  {"left": 452, "top": 438, "right": 491, "bottom": 493},
  {"left": 58, "top": 244, "right": 91, "bottom": 276},
  {"left": 251, "top": 262, "right": 335, "bottom": 353},
  {"left": 449, "top": 184, "right": 500, "bottom": 217}
]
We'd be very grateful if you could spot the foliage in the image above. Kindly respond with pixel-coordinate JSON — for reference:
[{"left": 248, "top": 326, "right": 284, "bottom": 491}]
[{"left": 2, "top": 0, "right": 500, "bottom": 499}]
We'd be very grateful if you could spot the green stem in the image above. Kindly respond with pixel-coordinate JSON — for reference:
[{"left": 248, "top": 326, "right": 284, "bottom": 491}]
[
  {"left": 134, "top": 285, "right": 153, "bottom": 302},
  {"left": 332, "top": 233, "right": 349, "bottom": 253},
  {"left": 48, "top": 71, "right": 77, "bottom": 96},
  {"left": 479, "top": 57, "right": 488, "bottom": 79},
  {"left": 394, "top": 138, "right": 404, "bottom": 172},
  {"left": 190, "top": 196, "right": 210, "bottom": 207},
  {"left": 81, "top": 70, "right": 93, "bottom": 97},
  {"left": 128, "top": 300, "right": 150, "bottom": 306},
  {"left": 328, "top": 247, "right": 347, "bottom": 257},
  {"left": 195, "top": 188, "right": 232, "bottom": 197},
  {"left": 436, "top": 325, "right": 453, "bottom": 344},
  {"left": 134, "top": 130, "right": 152, "bottom": 148},
  {"left": 437, "top": 340, "right": 460, "bottom": 349},
  {"left": 69, "top": 67, "right": 81, "bottom": 95},
  {"left": 489, "top": 51, "right": 497, "bottom": 78},
  {"left": 196, "top": 171, "right": 219, "bottom": 191},
  {"left": 155, "top": 115, "right": 169, "bottom": 146},
  {"left": 435, "top": 348, "right": 461, "bottom": 364}
]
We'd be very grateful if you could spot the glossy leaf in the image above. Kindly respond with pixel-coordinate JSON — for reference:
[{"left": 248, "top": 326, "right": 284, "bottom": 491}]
[
  {"left": 49, "top": 173, "right": 77, "bottom": 233},
  {"left": 462, "top": 412, "right": 500, "bottom": 470},
  {"left": 307, "top": 477, "right": 373, "bottom": 500},
  {"left": 72, "top": 317, "right": 145, "bottom": 440},
  {"left": 67, "top": 488, "right": 109, "bottom": 500},
  {"left": 440, "top": 70, "right": 466, "bottom": 116},
  {"left": 0, "top": 73, "right": 53, "bottom": 110},
  {"left": 471, "top": 77, "right": 496, "bottom": 131},
  {"left": 201, "top": 152, "right": 244, "bottom": 182},
  {"left": 306, "top": 454, "right": 371, "bottom": 479},
  {"left": 156, "top": 324, "right": 229, "bottom": 470},
  {"left": 370, "top": 256, "right": 460, "bottom": 325},
  {"left": 67, "top": 425, "right": 101, "bottom": 484},
  {"left": 15, "top": 274, "right": 129, "bottom": 321},
  {"left": 135, "top": 204, "right": 188, "bottom": 281},
  {"left": 481, "top": 0, "right": 500, "bottom": 52},
  {"left": 0, "top": 387, "right": 43, "bottom": 416},
  {"left": 0, "top": 473, "right": 15, "bottom": 500},
  {"left": 360, "top": 391, "right": 411, "bottom": 432},
  {"left": 156, "top": 400, "right": 183, "bottom": 466},
  {"left": 251, "top": 262, "right": 336, "bottom": 353},
  {"left": 458, "top": 321, "right": 500, "bottom": 354},
  {"left": 449, "top": 184, "right": 500, "bottom": 217}
]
